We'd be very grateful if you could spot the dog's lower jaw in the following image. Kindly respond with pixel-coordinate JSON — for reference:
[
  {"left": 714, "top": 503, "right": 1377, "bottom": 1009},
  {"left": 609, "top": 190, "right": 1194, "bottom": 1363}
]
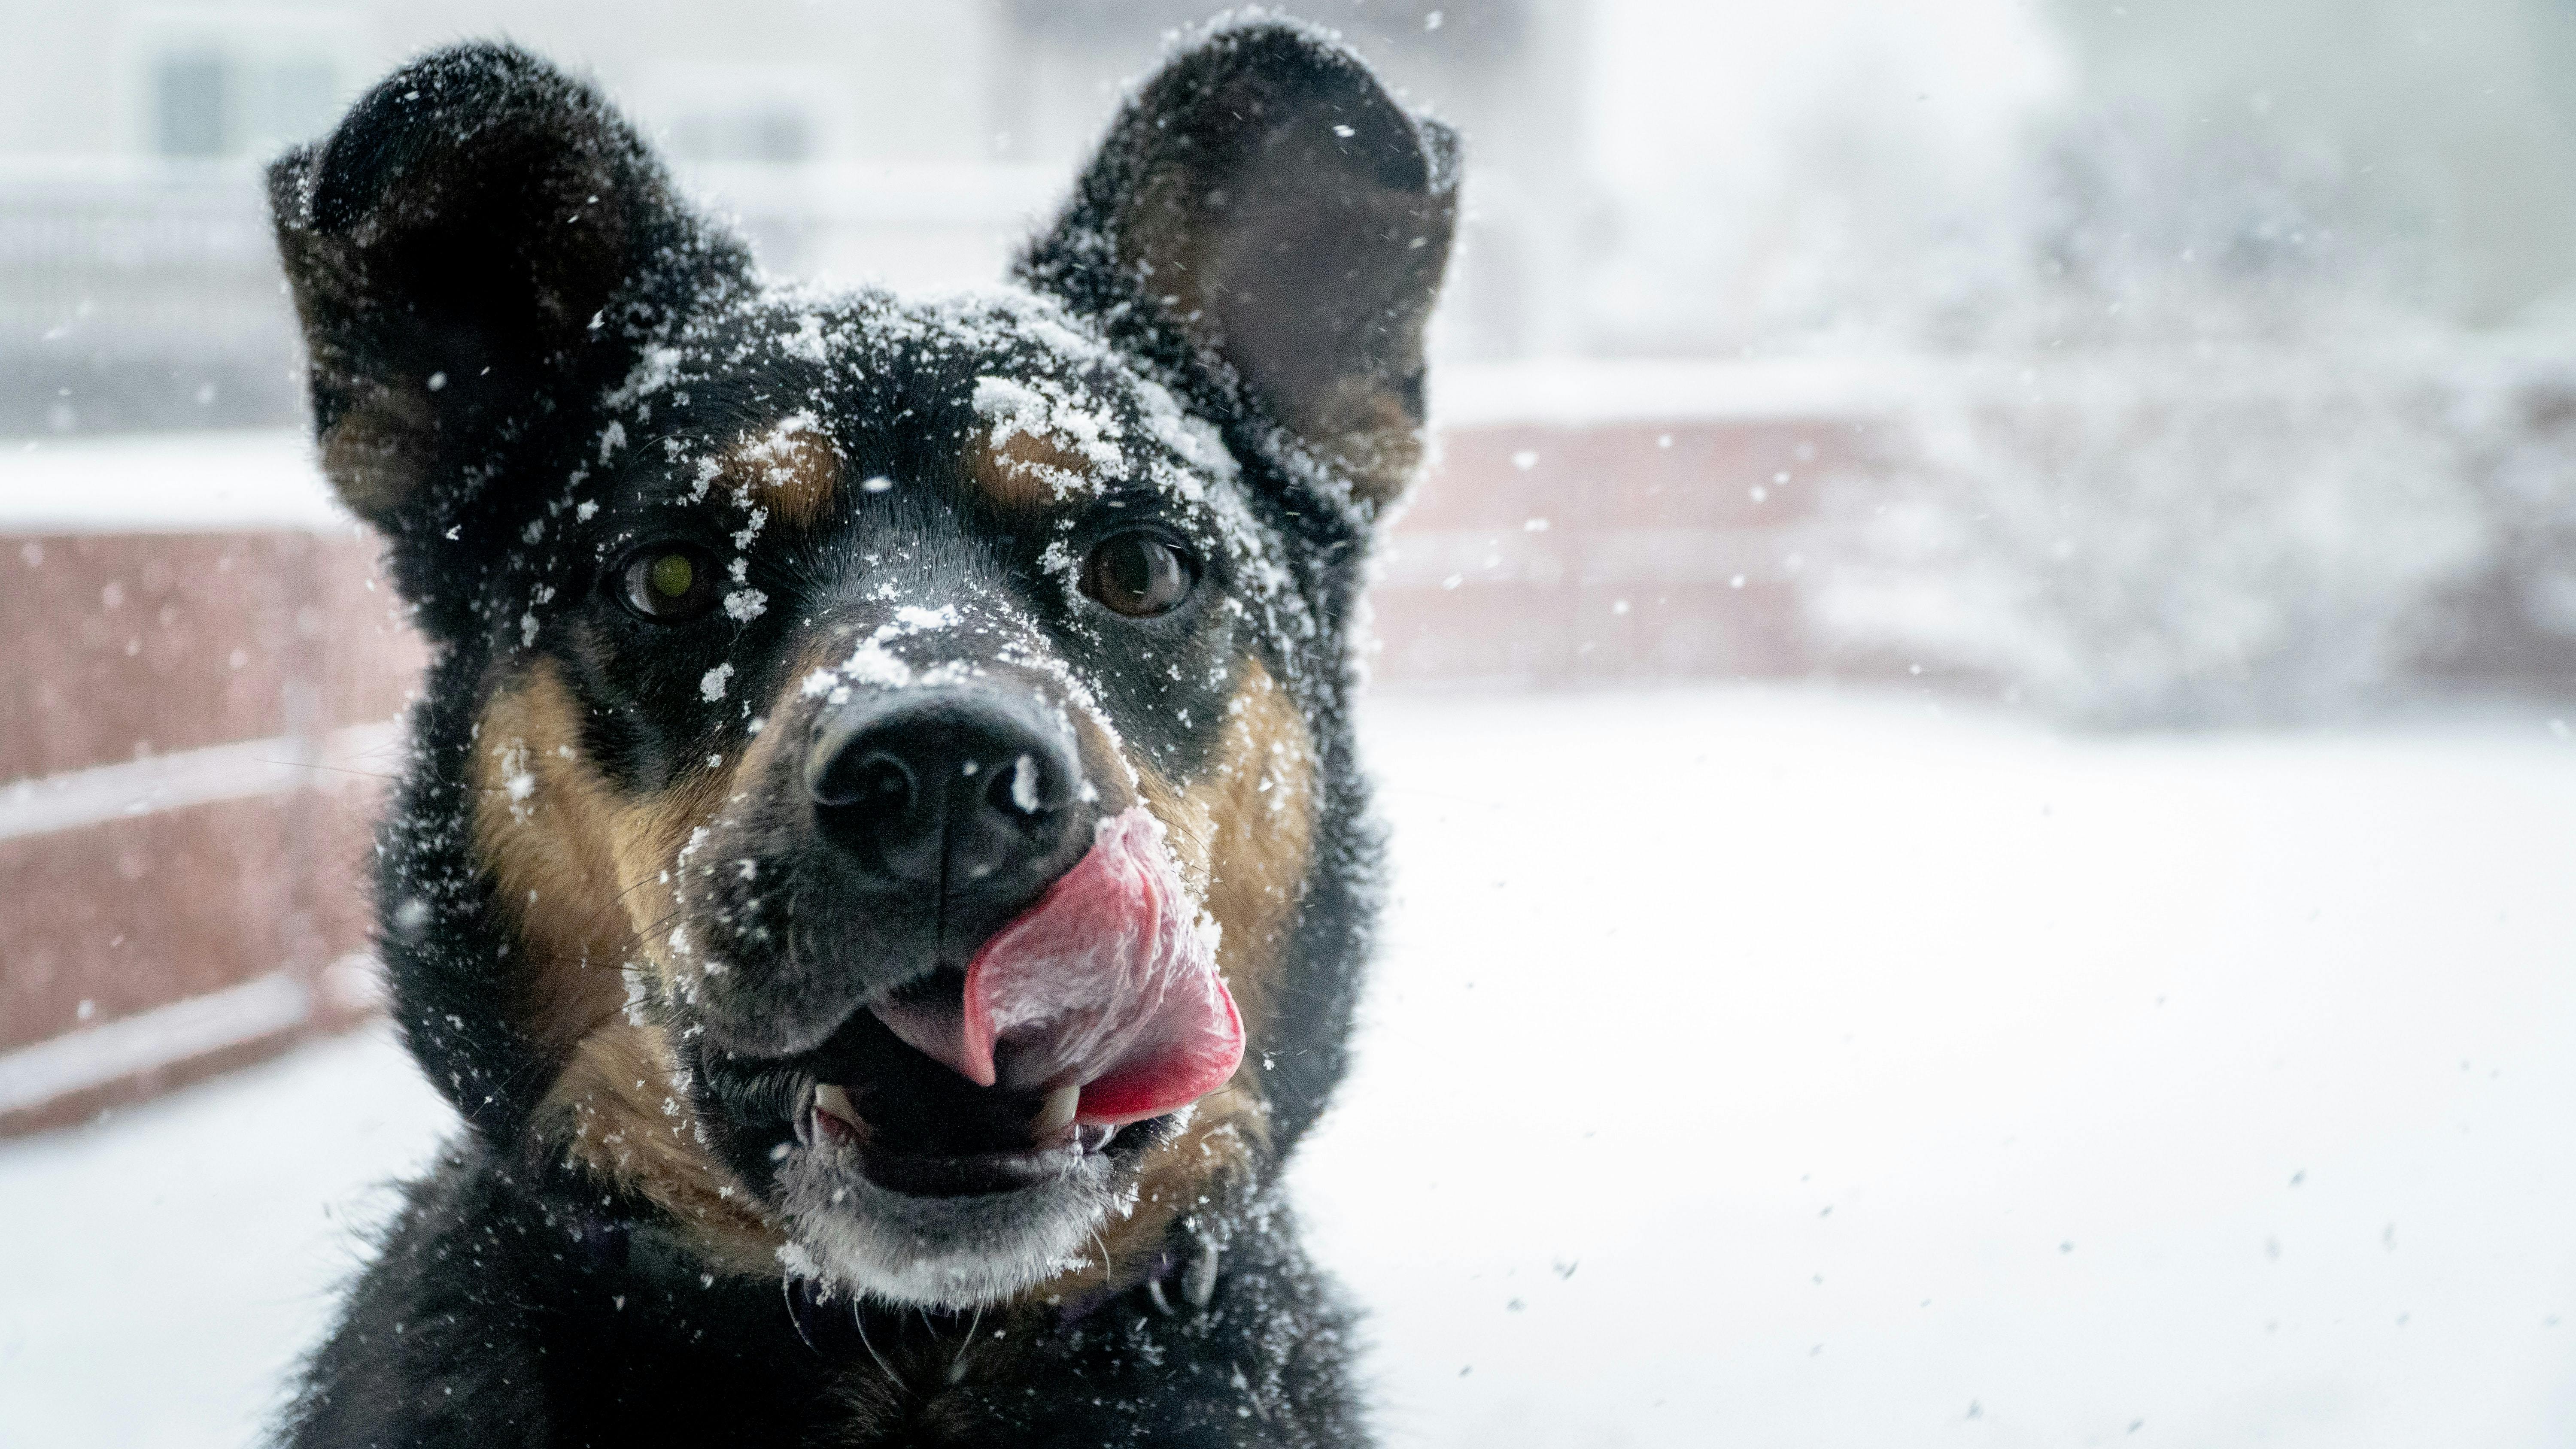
[{"left": 772, "top": 1150, "right": 1133, "bottom": 1309}]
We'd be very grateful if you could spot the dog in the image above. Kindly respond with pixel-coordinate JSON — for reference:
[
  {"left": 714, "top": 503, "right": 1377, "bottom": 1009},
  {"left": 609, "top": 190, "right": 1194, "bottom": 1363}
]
[{"left": 266, "top": 16, "right": 1455, "bottom": 1446}]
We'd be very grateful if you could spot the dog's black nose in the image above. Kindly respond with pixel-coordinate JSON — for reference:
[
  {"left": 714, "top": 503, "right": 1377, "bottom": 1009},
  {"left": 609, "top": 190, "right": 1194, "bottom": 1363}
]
[{"left": 807, "top": 690, "right": 1084, "bottom": 909}]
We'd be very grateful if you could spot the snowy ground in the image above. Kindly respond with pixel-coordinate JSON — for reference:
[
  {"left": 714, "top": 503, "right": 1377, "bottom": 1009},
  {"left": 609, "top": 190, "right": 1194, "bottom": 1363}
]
[{"left": 6, "top": 686, "right": 2576, "bottom": 1447}]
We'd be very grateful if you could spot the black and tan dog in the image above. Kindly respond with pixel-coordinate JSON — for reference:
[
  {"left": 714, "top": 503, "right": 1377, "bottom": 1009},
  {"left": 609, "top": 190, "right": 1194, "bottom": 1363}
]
[{"left": 266, "top": 16, "right": 1454, "bottom": 1448}]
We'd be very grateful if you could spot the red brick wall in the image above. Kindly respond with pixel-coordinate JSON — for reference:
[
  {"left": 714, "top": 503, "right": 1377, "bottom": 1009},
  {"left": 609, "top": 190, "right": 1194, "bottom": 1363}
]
[
  {"left": 0, "top": 531, "right": 422, "bottom": 1133},
  {"left": 1373, "top": 415, "right": 1867, "bottom": 683}
]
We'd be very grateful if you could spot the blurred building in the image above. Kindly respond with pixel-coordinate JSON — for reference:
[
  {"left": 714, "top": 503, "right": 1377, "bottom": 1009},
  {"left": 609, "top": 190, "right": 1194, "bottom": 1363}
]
[
  {"left": 2048, "top": 0, "right": 2576, "bottom": 330},
  {"left": 0, "top": 0, "right": 1597, "bottom": 436}
]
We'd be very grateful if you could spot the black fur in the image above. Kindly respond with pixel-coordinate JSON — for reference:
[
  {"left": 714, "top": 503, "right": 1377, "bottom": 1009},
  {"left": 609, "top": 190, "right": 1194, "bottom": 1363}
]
[
  {"left": 289, "top": 1140, "right": 1367, "bottom": 1446},
  {"left": 269, "top": 18, "right": 1455, "bottom": 1448}
]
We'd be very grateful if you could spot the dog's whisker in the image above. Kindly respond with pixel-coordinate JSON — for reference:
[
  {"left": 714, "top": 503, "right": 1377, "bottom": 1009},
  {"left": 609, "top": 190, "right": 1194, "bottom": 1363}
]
[
  {"left": 946, "top": 1304, "right": 984, "bottom": 1384},
  {"left": 782, "top": 1276, "right": 820, "bottom": 1355},
  {"left": 851, "top": 1301, "right": 905, "bottom": 1394}
]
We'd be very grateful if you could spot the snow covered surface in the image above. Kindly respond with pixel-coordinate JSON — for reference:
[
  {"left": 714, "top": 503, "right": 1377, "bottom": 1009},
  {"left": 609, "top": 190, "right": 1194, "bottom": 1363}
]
[
  {"left": 0, "top": 1027, "right": 452, "bottom": 1448},
  {"left": 7, "top": 687, "right": 2576, "bottom": 1446},
  {"left": 0, "top": 431, "right": 349, "bottom": 534}
]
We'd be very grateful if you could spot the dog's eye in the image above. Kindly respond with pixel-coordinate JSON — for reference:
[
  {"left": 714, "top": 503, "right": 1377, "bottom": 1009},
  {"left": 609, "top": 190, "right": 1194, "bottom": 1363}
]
[
  {"left": 1081, "top": 532, "right": 1196, "bottom": 618},
  {"left": 620, "top": 545, "right": 718, "bottom": 622}
]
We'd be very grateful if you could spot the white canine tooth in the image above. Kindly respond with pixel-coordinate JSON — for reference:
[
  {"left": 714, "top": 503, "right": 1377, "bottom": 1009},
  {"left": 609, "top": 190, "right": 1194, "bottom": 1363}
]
[
  {"left": 1033, "top": 1083, "right": 1080, "bottom": 1137},
  {"left": 814, "top": 1083, "right": 860, "bottom": 1128}
]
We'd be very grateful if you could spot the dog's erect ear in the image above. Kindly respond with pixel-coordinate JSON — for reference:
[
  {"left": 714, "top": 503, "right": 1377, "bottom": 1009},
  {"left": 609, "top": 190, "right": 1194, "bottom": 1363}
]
[
  {"left": 1020, "top": 21, "right": 1459, "bottom": 522},
  {"left": 270, "top": 43, "right": 746, "bottom": 534}
]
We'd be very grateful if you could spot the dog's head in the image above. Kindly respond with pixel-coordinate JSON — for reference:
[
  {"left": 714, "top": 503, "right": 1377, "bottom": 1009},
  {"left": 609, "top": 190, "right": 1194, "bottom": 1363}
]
[{"left": 272, "top": 24, "right": 1455, "bottom": 1309}]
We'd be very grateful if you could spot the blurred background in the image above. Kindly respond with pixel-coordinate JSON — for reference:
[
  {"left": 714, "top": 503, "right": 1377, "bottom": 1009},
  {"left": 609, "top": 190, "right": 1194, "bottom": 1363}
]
[{"left": 4, "top": 1, "right": 2576, "bottom": 1446}]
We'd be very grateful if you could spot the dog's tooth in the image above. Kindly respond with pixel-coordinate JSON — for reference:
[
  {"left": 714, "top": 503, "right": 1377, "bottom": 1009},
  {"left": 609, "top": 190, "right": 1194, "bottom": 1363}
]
[
  {"left": 814, "top": 1082, "right": 860, "bottom": 1129},
  {"left": 1033, "top": 1083, "right": 1080, "bottom": 1138}
]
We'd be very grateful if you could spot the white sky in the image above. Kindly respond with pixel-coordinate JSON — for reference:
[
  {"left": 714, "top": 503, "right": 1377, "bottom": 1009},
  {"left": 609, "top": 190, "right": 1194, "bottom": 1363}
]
[{"left": 1591, "top": 0, "right": 2070, "bottom": 197}]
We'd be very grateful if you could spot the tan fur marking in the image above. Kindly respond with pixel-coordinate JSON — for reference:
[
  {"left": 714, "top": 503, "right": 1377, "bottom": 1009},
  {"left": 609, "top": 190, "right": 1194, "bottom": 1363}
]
[
  {"left": 475, "top": 661, "right": 746, "bottom": 1011},
  {"left": 475, "top": 660, "right": 783, "bottom": 1267},
  {"left": 316, "top": 385, "right": 432, "bottom": 524},
  {"left": 1028, "top": 1075, "right": 1273, "bottom": 1307},
  {"left": 473, "top": 664, "right": 638, "bottom": 1052},
  {"left": 1136, "top": 658, "right": 1317, "bottom": 1046},
  {"left": 967, "top": 424, "right": 1100, "bottom": 512},
  {"left": 721, "top": 415, "right": 842, "bottom": 528},
  {"left": 544, "top": 1022, "right": 781, "bottom": 1272},
  {"left": 1312, "top": 383, "right": 1427, "bottom": 503}
]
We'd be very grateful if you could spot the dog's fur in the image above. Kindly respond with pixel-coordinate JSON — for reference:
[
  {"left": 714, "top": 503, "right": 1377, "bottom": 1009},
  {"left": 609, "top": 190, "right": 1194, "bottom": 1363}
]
[{"left": 267, "top": 18, "right": 1455, "bottom": 1448}]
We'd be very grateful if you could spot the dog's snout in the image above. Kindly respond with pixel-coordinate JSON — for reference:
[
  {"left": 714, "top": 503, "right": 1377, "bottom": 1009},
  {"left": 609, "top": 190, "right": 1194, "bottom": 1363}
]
[{"left": 807, "top": 691, "right": 1083, "bottom": 903}]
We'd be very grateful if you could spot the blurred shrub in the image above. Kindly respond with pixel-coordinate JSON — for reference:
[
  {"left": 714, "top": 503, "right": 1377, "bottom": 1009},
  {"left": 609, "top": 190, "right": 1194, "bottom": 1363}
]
[
  {"left": 1812, "top": 361, "right": 2494, "bottom": 726},
  {"left": 1801, "top": 109, "right": 2576, "bottom": 727},
  {"left": 2448, "top": 366, "right": 2576, "bottom": 669}
]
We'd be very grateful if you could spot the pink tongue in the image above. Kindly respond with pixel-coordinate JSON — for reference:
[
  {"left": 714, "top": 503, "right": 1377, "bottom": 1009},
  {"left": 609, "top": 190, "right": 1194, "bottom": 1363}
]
[{"left": 875, "top": 807, "right": 1243, "bottom": 1127}]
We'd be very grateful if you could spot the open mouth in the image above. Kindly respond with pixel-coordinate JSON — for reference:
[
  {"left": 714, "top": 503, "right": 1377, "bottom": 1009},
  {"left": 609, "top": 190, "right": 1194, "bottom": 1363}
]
[
  {"left": 748, "top": 808, "right": 1244, "bottom": 1202},
  {"left": 788, "top": 989, "right": 1124, "bottom": 1198}
]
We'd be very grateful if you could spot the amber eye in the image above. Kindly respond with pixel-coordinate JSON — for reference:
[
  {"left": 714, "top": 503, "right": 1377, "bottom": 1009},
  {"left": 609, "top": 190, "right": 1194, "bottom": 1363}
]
[
  {"left": 620, "top": 545, "right": 717, "bottom": 622},
  {"left": 1081, "top": 532, "right": 1196, "bottom": 618}
]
